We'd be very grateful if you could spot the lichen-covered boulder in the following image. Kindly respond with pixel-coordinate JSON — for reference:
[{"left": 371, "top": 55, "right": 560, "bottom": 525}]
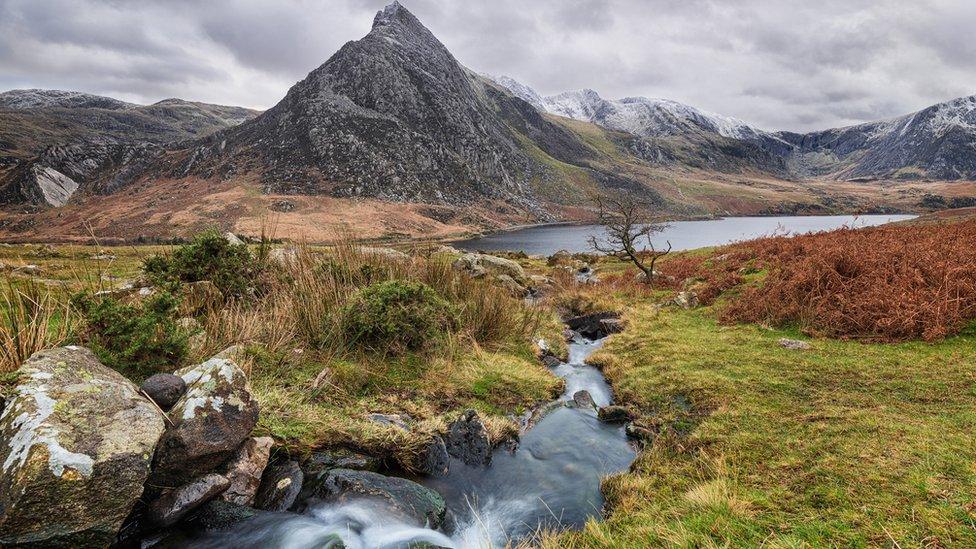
[
  {"left": 0, "top": 346, "right": 165, "bottom": 546},
  {"left": 452, "top": 253, "right": 527, "bottom": 284},
  {"left": 151, "top": 355, "right": 259, "bottom": 487}
]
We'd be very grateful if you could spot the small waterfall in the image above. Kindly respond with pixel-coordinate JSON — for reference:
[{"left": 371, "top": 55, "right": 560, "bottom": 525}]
[{"left": 183, "top": 335, "right": 635, "bottom": 549}]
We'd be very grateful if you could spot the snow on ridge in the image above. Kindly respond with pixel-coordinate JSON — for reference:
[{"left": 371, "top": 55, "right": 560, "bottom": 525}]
[{"left": 0, "top": 89, "right": 135, "bottom": 110}]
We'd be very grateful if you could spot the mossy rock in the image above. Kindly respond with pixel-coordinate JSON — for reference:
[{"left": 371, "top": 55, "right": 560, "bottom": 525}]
[{"left": 0, "top": 346, "right": 165, "bottom": 546}]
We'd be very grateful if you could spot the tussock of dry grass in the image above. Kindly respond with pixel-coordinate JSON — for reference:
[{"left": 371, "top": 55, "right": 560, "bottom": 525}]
[{"left": 0, "top": 279, "right": 72, "bottom": 373}]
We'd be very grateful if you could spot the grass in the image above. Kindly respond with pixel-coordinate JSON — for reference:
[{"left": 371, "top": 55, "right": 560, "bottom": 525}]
[{"left": 546, "top": 301, "right": 976, "bottom": 547}]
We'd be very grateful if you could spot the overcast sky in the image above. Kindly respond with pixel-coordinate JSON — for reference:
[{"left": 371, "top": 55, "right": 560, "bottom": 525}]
[{"left": 1, "top": 0, "right": 974, "bottom": 132}]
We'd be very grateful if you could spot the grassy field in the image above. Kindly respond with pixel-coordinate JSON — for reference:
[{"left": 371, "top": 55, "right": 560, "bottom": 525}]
[{"left": 546, "top": 303, "right": 976, "bottom": 547}]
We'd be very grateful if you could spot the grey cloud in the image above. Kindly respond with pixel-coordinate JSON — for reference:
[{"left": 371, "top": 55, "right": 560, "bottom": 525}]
[{"left": 0, "top": 0, "right": 974, "bottom": 131}]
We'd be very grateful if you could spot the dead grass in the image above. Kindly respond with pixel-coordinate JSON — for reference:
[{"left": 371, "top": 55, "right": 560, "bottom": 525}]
[{"left": 0, "top": 278, "right": 72, "bottom": 373}]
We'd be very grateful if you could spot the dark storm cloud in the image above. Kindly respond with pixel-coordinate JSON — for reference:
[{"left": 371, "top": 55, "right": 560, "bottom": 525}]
[{"left": 0, "top": 0, "right": 973, "bottom": 131}]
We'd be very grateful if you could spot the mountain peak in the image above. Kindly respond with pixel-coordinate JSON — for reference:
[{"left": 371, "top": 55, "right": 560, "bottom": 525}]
[{"left": 372, "top": 1, "right": 411, "bottom": 28}]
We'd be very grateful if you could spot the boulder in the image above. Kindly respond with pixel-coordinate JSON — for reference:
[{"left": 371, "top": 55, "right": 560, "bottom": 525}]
[
  {"left": 367, "top": 412, "right": 412, "bottom": 431},
  {"left": 779, "top": 338, "right": 812, "bottom": 351},
  {"left": 419, "top": 435, "right": 450, "bottom": 476},
  {"left": 151, "top": 355, "right": 260, "bottom": 487},
  {"left": 673, "top": 291, "right": 699, "bottom": 310},
  {"left": 298, "top": 468, "right": 447, "bottom": 529},
  {"left": 541, "top": 355, "right": 562, "bottom": 369},
  {"left": 0, "top": 347, "right": 165, "bottom": 546},
  {"left": 546, "top": 249, "right": 572, "bottom": 266},
  {"left": 178, "top": 280, "right": 223, "bottom": 315},
  {"left": 304, "top": 448, "right": 381, "bottom": 474},
  {"left": 224, "top": 232, "right": 245, "bottom": 246},
  {"left": 445, "top": 409, "right": 491, "bottom": 466},
  {"left": 452, "top": 253, "right": 527, "bottom": 284},
  {"left": 495, "top": 273, "right": 528, "bottom": 296},
  {"left": 220, "top": 436, "right": 273, "bottom": 506},
  {"left": 139, "top": 373, "right": 187, "bottom": 411},
  {"left": 360, "top": 246, "right": 410, "bottom": 261},
  {"left": 598, "top": 405, "right": 637, "bottom": 423},
  {"left": 572, "top": 390, "right": 596, "bottom": 410},
  {"left": 147, "top": 473, "right": 231, "bottom": 528},
  {"left": 255, "top": 460, "right": 304, "bottom": 512},
  {"left": 565, "top": 311, "right": 621, "bottom": 339},
  {"left": 625, "top": 420, "right": 657, "bottom": 443},
  {"left": 268, "top": 246, "right": 299, "bottom": 267}
]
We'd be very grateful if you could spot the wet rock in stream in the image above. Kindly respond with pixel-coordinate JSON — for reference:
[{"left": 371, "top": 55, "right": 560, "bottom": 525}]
[
  {"left": 297, "top": 468, "right": 448, "bottom": 529},
  {"left": 445, "top": 409, "right": 492, "bottom": 466},
  {"left": 255, "top": 460, "right": 304, "bottom": 512},
  {"left": 565, "top": 311, "right": 621, "bottom": 339}
]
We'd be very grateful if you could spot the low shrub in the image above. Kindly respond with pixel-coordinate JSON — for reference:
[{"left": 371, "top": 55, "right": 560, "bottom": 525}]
[
  {"left": 72, "top": 291, "right": 188, "bottom": 380},
  {"left": 143, "top": 229, "right": 265, "bottom": 298},
  {"left": 341, "top": 280, "right": 459, "bottom": 354}
]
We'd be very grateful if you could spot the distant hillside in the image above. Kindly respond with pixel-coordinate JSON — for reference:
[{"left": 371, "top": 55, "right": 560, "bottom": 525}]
[{"left": 0, "top": 90, "right": 259, "bottom": 206}]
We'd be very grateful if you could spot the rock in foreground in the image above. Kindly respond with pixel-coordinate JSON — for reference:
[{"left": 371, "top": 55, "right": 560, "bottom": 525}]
[
  {"left": 0, "top": 347, "right": 165, "bottom": 546},
  {"left": 298, "top": 468, "right": 447, "bottom": 529},
  {"left": 151, "top": 355, "right": 259, "bottom": 487}
]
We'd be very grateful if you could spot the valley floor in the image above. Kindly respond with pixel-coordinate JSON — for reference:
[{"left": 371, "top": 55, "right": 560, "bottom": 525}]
[
  {"left": 2, "top": 222, "right": 975, "bottom": 547},
  {"left": 2, "top": 175, "right": 975, "bottom": 244}
]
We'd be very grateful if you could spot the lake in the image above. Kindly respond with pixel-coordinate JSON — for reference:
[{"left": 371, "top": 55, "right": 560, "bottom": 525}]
[{"left": 454, "top": 215, "right": 916, "bottom": 255}]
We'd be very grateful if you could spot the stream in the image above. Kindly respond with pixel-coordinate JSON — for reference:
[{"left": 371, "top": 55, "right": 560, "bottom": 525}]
[{"left": 182, "top": 334, "right": 635, "bottom": 548}]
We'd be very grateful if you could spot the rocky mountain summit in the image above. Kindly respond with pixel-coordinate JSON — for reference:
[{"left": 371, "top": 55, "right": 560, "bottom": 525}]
[
  {"left": 168, "top": 1, "right": 599, "bottom": 214},
  {"left": 780, "top": 94, "right": 976, "bottom": 180}
]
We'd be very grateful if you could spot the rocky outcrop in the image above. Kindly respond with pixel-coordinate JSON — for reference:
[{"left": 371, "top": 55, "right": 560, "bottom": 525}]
[
  {"left": 220, "top": 436, "right": 273, "bottom": 506},
  {"left": 151, "top": 355, "right": 260, "bottom": 487},
  {"left": 565, "top": 311, "right": 621, "bottom": 339},
  {"left": 20, "top": 164, "right": 78, "bottom": 207},
  {"left": 0, "top": 347, "right": 165, "bottom": 546},
  {"left": 298, "top": 468, "right": 447, "bottom": 529}
]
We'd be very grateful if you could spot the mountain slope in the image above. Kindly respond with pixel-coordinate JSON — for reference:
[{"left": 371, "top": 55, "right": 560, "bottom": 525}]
[
  {"left": 490, "top": 81, "right": 792, "bottom": 175},
  {"left": 491, "top": 76, "right": 976, "bottom": 181},
  {"left": 779, "top": 95, "right": 976, "bottom": 180},
  {"left": 0, "top": 90, "right": 259, "bottom": 206}
]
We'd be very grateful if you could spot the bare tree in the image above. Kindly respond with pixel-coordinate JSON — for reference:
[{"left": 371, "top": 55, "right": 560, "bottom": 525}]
[{"left": 588, "top": 194, "right": 671, "bottom": 285}]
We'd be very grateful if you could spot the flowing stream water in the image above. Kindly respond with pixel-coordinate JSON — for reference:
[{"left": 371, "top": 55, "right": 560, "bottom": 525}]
[{"left": 182, "top": 335, "right": 635, "bottom": 548}]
